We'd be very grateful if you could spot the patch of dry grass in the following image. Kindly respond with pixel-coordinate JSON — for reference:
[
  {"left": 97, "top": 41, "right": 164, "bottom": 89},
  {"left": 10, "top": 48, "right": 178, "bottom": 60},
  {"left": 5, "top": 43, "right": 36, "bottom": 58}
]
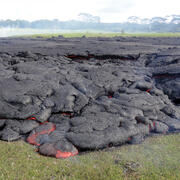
[
  {"left": 0, "top": 134, "right": 180, "bottom": 180},
  {"left": 24, "top": 32, "right": 180, "bottom": 38}
]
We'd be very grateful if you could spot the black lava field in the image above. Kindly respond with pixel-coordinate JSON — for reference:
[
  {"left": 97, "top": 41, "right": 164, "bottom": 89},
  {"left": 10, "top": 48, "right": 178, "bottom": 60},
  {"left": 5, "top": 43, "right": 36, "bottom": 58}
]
[{"left": 0, "top": 36, "right": 179, "bottom": 158}]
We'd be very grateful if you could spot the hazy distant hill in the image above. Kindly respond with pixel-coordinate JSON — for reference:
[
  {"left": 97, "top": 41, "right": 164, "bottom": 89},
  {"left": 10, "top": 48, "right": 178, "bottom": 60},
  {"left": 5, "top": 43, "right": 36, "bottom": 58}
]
[
  {"left": 127, "top": 15, "right": 180, "bottom": 24},
  {"left": 1, "top": 14, "right": 180, "bottom": 33}
]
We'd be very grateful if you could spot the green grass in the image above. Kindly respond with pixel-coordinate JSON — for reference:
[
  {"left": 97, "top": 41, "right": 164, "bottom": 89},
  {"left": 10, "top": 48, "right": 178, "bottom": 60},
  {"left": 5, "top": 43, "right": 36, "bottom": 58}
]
[
  {"left": 0, "top": 133, "right": 180, "bottom": 180},
  {"left": 26, "top": 32, "right": 180, "bottom": 38}
]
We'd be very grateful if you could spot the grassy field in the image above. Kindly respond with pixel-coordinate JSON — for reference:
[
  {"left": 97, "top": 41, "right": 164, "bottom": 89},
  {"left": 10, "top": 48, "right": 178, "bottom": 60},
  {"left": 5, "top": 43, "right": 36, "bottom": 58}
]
[
  {"left": 26, "top": 32, "right": 180, "bottom": 38},
  {"left": 0, "top": 133, "right": 180, "bottom": 180}
]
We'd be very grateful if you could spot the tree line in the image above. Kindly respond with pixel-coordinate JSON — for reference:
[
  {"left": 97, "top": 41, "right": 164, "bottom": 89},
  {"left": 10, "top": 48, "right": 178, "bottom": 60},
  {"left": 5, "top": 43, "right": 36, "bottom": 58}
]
[{"left": 0, "top": 19, "right": 180, "bottom": 33}]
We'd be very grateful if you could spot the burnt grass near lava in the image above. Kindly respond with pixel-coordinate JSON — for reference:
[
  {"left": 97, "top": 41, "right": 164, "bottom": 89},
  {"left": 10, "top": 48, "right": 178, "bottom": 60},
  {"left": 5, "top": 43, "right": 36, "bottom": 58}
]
[{"left": 0, "top": 36, "right": 179, "bottom": 158}]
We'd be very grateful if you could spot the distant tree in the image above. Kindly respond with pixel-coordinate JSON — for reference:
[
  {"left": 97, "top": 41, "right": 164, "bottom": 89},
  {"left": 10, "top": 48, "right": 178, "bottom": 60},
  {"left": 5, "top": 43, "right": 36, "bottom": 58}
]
[
  {"left": 1, "top": 15, "right": 180, "bottom": 33},
  {"left": 121, "top": 29, "right": 125, "bottom": 34}
]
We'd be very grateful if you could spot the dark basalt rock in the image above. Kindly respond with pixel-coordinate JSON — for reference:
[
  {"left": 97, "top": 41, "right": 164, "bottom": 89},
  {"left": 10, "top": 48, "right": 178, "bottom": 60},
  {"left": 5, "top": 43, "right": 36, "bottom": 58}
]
[{"left": 0, "top": 36, "right": 179, "bottom": 158}]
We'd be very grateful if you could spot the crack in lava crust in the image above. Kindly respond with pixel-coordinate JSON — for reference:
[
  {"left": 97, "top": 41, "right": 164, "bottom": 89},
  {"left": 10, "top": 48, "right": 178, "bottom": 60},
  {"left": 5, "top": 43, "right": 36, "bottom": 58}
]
[{"left": 27, "top": 122, "right": 56, "bottom": 146}]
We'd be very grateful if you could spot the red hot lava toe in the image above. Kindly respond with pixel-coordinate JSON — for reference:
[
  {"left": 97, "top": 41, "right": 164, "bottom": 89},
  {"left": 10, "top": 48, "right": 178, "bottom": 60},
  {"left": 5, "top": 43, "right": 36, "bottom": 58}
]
[{"left": 27, "top": 122, "right": 56, "bottom": 146}]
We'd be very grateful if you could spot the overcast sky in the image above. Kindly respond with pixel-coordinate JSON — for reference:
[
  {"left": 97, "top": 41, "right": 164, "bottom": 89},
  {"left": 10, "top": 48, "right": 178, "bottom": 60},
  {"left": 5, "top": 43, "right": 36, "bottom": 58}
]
[{"left": 0, "top": 0, "right": 180, "bottom": 22}]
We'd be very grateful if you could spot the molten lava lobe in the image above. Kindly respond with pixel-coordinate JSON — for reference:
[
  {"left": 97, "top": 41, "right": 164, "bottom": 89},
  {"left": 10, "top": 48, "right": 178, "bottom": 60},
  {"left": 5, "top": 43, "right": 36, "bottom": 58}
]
[
  {"left": 107, "top": 91, "right": 114, "bottom": 98},
  {"left": 67, "top": 54, "right": 90, "bottom": 60},
  {"left": 146, "top": 88, "right": 152, "bottom": 94},
  {"left": 55, "top": 140, "right": 78, "bottom": 158},
  {"left": 27, "top": 122, "right": 56, "bottom": 146},
  {"left": 38, "top": 140, "right": 78, "bottom": 158},
  {"left": 153, "top": 74, "right": 180, "bottom": 79},
  {"left": 39, "top": 121, "right": 49, "bottom": 125},
  {"left": 60, "top": 112, "right": 73, "bottom": 118},
  {"left": 34, "top": 108, "right": 52, "bottom": 123},
  {"left": 27, "top": 117, "right": 36, "bottom": 120}
]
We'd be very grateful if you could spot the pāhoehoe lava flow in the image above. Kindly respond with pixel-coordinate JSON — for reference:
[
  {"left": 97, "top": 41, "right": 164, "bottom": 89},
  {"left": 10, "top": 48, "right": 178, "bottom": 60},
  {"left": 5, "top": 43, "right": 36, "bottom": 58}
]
[{"left": 0, "top": 36, "right": 179, "bottom": 158}]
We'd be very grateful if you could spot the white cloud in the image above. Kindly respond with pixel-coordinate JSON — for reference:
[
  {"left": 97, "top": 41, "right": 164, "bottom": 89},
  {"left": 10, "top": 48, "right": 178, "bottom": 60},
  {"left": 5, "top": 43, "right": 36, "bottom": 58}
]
[
  {"left": 99, "top": 0, "right": 134, "bottom": 13},
  {"left": 0, "top": 0, "right": 180, "bottom": 22}
]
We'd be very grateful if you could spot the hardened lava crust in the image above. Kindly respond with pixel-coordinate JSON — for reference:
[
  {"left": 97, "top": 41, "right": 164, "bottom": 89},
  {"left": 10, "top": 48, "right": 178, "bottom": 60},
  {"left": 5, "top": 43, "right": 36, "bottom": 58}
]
[{"left": 0, "top": 36, "right": 179, "bottom": 158}]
